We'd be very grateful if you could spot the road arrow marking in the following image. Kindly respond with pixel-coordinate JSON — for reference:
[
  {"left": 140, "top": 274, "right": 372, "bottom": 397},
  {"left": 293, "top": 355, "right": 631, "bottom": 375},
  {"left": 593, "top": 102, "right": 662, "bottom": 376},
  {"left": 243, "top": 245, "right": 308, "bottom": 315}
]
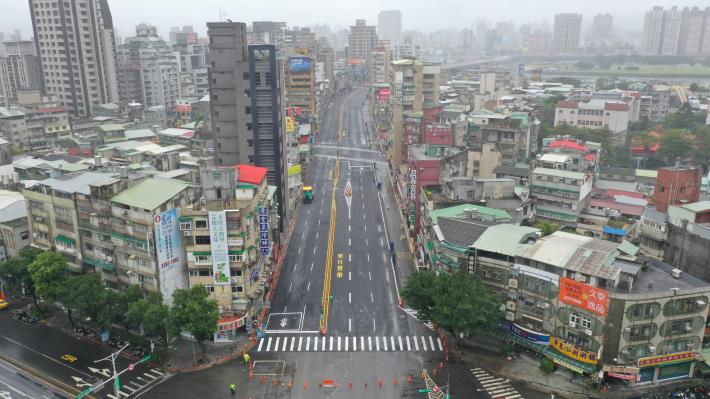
[{"left": 88, "top": 367, "right": 112, "bottom": 378}]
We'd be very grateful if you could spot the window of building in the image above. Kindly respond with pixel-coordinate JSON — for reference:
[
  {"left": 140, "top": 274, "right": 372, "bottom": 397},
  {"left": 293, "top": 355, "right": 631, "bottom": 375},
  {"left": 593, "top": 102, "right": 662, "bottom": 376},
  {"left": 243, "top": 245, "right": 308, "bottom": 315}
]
[
  {"left": 195, "top": 255, "right": 210, "bottom": 264},
  {"left": 630, "top": 324, "right": 652, "bottom": 340},
  {"left": 194, "top": 219, "right": 208, "bottom": 229},
  {"left": 231, "top": 285, "right": 244, "bottom": 293},
  {"left": 230, "top": 269, "right": 243, "bottom": 277},
  {"left": 229, "top": 253, "right": 244, "bottom": 262},
  {"left": 180, "top": 221, "right": 191, "bottom": 230},
  {"left": 204, "top": 285, "right": 215, "bottom": 293},
  {"left": 194, "top": 235, "right": 211, "bottom": 245},
  {"left": 570, "top": 312, "right": 592, "bottom": 329}
]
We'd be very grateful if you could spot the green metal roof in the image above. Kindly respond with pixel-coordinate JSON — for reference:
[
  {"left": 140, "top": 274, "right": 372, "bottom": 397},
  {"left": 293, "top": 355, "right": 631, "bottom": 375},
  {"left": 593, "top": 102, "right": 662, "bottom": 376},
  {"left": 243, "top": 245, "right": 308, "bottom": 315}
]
[
  {"left": 98, "top": 123, "right": 125, "bottom": 133},
  {"left": 473, "top": 224, "right": 541, "bottom": 257},
  {"left": 429, "top": 204, "right": 511, "bottom": 224},
  {"left": 111, "top": 178, "right": 189, "bottom": 210},
  {"left": 192, "top": 250, "right": 245, "bottom": 256},
  {"left": 617, "top": 240, "right": 640, "bottom": 257}
]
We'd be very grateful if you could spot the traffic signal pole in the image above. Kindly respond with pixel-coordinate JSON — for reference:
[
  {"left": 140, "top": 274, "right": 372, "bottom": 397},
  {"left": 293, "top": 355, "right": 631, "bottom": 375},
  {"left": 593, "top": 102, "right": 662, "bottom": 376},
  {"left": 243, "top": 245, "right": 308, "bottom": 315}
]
[{"left": 74, "top": 346, "right": 152, "bottom": 399}]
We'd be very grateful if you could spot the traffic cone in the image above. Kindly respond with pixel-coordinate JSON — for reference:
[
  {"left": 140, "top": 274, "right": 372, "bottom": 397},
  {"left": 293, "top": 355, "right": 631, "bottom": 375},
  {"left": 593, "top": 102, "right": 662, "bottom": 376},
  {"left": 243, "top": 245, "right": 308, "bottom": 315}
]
[
  {"left": 348, "top": 380, "right": 352, "bottom": 389},
  {"left": 439, "top": 361, "right": 444, "bottom": 369},
  {"left": 288, "top": 380, "right": 293, "bottom": 390}
]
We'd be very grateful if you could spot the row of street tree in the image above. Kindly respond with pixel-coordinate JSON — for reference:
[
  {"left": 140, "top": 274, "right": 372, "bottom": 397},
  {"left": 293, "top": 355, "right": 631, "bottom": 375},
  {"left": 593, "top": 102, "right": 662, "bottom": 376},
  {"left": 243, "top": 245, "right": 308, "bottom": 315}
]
[{"left": 0, "top": 247, "right": 219, "bottom": 359}]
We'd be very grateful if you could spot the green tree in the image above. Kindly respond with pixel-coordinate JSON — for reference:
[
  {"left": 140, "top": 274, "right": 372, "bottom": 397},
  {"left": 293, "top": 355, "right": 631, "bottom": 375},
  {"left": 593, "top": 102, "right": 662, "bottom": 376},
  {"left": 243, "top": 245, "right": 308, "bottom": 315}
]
[
  {"left": 658, "top": 129, "right": 693, "bottom": 163},
  {"left": 402, "top": 272, "right": 503, "bottom": 338},
  {"left": 169, "top": 286, "right": 219, "bottom": 360},
  {"left": 27, "top": 252, "right": 68, "bottom": 309},
  {"left": 102, "top": 285, "right": 143, "bottom": 330},
  {"left": 401, "top": 271, "right": 437, "bottom": 323},
  {"left": 60, "top": 273, "right": 105, "bottom": 326},
  {"left": 0, "top": 247, "right": 44, "bottom": 306},
  {"left": 694, "top": 128, "right": 710, "bottom": 168},
  {"left": 532, "top": 221, "right": 560, "bottom": 236},
  {"left": 128, "top": 292, "right": 170, "bottom": 343},
  {"left": 431, "top": 273, "right": 502, "bottom": 336},
  {"left": 690, "top": 83, "right": 699, "bottom": 92}
]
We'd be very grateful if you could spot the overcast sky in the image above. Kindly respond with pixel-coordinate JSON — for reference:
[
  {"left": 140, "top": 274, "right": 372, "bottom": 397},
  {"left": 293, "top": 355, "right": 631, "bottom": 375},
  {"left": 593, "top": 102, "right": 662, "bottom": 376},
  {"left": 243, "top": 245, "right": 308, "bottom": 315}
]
[{"left": 2, "top": 0, "right": 705, "bottom": 40}]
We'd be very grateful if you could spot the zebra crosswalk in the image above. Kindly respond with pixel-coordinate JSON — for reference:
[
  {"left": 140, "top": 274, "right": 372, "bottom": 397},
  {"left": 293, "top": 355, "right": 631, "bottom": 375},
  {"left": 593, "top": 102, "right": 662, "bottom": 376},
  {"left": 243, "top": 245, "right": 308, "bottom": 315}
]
[
  {"left": 470, "top": 368, "right": 523, "bottom": 399},
  {"left": 103, "top": 368, "right": 165, "bottom": 399},
  {"left": 255, "top": 335, "right": 444, "bottom": 353},
  {"left": 313, "top": 153, "right": 388, "bottom": 165}
]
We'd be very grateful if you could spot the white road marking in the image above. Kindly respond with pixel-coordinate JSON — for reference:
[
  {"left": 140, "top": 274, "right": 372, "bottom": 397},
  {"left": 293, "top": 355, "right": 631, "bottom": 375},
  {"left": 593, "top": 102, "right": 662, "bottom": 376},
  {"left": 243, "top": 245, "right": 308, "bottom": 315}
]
[
  {"left": 437, "top": 337, "right": 444, "bottom": 351},
  {"left": 398, "top": 336, "right": 403, "bottom": 351},
  {"left": 383, "top": 336, "right": 388, "bottom": 351},
  {"left": 370, "top": 292, "right": 374, "bottom": 303},
  {"left": 380, "top": 237, "right": 384, "bottom": 247},
  {"left": 313, "top": 246, "right": 317, "bottom": 254},
  {"left": 345, "top": 336, "right": 349, "bottom": 351},
  {"left": 310, "top": 262, "right": 314, "bottom": 271},
  {"left": 367, "top": 253, "right": 370, "bottom": 262},
  {"left": 363, "top": 213, "right": 366, "bottom": 220},
  {"left": 290, "top": 337, "right": 295, "bottom": 351},
  {"left": 313, "top": 337, "right": 317, "bottom": 351},
  {"left": 322, "top": 336, "right": 326, "bottom": 351},
  {"left": 282, "top": 337, "right": 288, "bottom": 351},
  {"left": 298, "top": 247, "right": 301, "bottom": 254},
  {"left": 348, "top": 225, "right": 350, "bottom": 232},
  {"left": 364, "top": 225, "right": 367, "bottom": 232},
  {"left": 372, "top": 318, "right": 376, "bottom": 331},
  {"left": 365, "top": 238, "right": 368, "bottom": 246},
  {"left": 348, "top": 292, "right": 351, "bottom": 303},
  {"left": 348, "top": 271, "right": 351, "bottom": 281},
  {"left": 368, "top": 336, "right": 372, "bottom": 351},
  {"left": 353, "top": 336, "right": 357, "bottom": 351},
  {"left": 288, "top": 282, "right": 292, "bottom": 293},
  {"left": 307, "top": 281, "right": 310, "bottom": 291},
  {"left": 368, "top": 271, "right": 372, "bottom": 280},
  {"left": 328, "top": 337, "right": 332, "bottom": 351},
  {"left": 337, "top": 336, "right": 341, "bottom": 351},
  {"left": 257, "top": 338, "right": 264, "bottom": 351},
  {"left": 349, "top": 253, "right": 351, "bottom": 261},
  {"left": 391, "top": 336, "right": 396, "bottom": 351},
  {"left": 298, "top": 337, "right": 303, "bottom": 351},
  {"left": 413, "top": 337, "right": 419, "bottom": 351},
  {"left": 304, "top": 337, "right": 310, "bottom": 351},
  {"left": 375, "top": 336, "right": 380, "bottom": 351},
  {"left": 429, "top": 336, "right": 436, "bottom": 351},
  {"left": 348, "top": 238, "right": 351, "bottom": 246},
  {"left": 421, "top": 336, "right": 428, "bottom": 351},
  {"left": 349, "top": 318, "right": 352, "bottom": 332},
  {"left": 315, "top": 231, "right": 319, "bottom": 239},
  {"left": 266, "top": 337, "right": 272, "bottom": 351},
  {"left": 274, "top": 337, "right": 280, "bottom": 352},
  {"left": 406, "top": 336, "right": 411, "bottom": 351}
]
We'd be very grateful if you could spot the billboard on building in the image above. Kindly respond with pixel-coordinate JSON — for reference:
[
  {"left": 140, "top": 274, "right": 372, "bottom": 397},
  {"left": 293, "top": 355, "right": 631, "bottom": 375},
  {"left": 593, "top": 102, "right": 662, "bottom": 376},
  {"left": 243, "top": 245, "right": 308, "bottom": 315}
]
[
  {"left": 289, "top": 57, "right": 312, "bottom": 72},
  {"left": 209, "top": 211, "right": 230, "bottom": 285},
  {"left": 285, "top": 116, "right": 296, "bottom": 133},
  {"left": 510, "top": 323, "right": 550, "bottom": 345},
  {"left": 377, "top": 87, "right": 390, "bottom": 102},
  {"left": 550, "top": 337, "right": 598, "bottom": 364},
  {"left": 424, "top": 125, "right": 452, "bottom": 146},
  {"left": 558, "top": 277, "right": 609, "bottom": 317},
  {"left": 154, "top": 209, "right": 186, "bottom": 305},
  {"left": 176, "top": 104, "right": 192, "bottom": 113}
]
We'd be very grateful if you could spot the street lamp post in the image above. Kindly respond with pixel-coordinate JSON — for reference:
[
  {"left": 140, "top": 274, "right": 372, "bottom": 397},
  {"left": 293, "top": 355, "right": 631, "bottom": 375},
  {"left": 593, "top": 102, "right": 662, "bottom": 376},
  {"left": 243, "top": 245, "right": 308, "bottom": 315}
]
[{"left": 95, "top": 343, "right": 129, "bottom": 399}]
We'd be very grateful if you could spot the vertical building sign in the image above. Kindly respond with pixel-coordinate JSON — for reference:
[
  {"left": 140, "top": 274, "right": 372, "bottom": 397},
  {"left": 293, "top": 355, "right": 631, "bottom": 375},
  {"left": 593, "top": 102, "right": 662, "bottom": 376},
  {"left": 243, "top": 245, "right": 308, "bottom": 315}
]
[
  {"left": 409, "top": 169, "right": 417, "bottom": 224},
  {"left": 259, "top": 206, "right": 269, "bottom": 256},
  {"left": 209, "top": 211, "right": 230, "bottom": 284},
  {"left": 154, "top": 209, "right": 185, "bottom": 305}
]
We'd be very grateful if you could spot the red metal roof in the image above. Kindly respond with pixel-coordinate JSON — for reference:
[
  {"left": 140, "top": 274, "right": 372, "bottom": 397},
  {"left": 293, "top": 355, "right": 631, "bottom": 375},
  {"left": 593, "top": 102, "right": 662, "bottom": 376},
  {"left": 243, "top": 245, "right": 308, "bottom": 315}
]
[
  {"left": 556, "top": 100, "right": 579, "bottom": 109},
  {"left": 549, "top": 139, "right": 589, "bottom": 152},
  {"left": 36, "top": 106, "right": 66, "bottom": 113},
  {"left": 606, "top": 189, "right": 645, "bottom": 199},
  {"left": 604, "top": 102, "right": 630, "bottom": 112},
  {"left": 590, "top": 198, "right": 645, "bottom": 217},
  {"left": 236, "top": 164, "right": 268, "bottom": 185}
]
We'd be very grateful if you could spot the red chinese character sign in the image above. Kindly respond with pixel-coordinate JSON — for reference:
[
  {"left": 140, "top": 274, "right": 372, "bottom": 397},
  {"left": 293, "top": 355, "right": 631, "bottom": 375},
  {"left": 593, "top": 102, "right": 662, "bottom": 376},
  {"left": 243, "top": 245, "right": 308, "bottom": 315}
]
[{"left": 558, "top": 277, "right": 609, "bottom": 317}]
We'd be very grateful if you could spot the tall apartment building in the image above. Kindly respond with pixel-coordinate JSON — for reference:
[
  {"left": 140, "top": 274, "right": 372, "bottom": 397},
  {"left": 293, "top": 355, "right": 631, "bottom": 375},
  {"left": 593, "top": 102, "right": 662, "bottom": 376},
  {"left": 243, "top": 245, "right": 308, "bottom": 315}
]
[
  {"left": 677, "top": 7, "right": 710, "bottom": 55},
  {"left": 285, "top": 56, "right": 316, "bottom": 119},
  {"left": 173, "top": 37, "right": 210, "bottom": 97},
  {"left": 169, "top": 25, "right": 198, "bottom": 45},
  {"left": 591, "top": 14, "right": 613, "bottom": 44},
  {"left": 552, "top": 14, "right": 582, "bottom": 55},
  {"left": 641, "top": 7, "right": 683, "bottom": 55},
  {"left": 370, "top": 42, "right": 391, "bottom": 88},
  {"left": 207, "top": 22, "right": 288, "bottom": 232},
  {"left": 348, "top": 19, "right": 377, "bottom": 61},
  {"left": 0, "top": 40, "right": 41, "bottom": 101},
  {"left": 249, "top": 21, "right": 286, "bottom": 47},
  {"left": 389, "top": 59, "right": 440, "bottom": 167},
  {"left": 316, "top": 37, "right": 335, "bottom": 84},
  {"left": 28, "top": 0, "right": 119, "bottom": 116},
  {"left": 118, "top": 24, "right": 181, "bottom": 111},
  {"left": 377, "top": 10, "right": 402, "bottom": 46}
]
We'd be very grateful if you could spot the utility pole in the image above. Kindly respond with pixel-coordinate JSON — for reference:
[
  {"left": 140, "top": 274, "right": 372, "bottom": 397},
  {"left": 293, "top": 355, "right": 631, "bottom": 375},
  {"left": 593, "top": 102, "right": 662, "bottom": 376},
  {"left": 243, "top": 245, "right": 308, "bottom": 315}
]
[{"left": 95, "top": 343, "right": 129, "bottom": 399}]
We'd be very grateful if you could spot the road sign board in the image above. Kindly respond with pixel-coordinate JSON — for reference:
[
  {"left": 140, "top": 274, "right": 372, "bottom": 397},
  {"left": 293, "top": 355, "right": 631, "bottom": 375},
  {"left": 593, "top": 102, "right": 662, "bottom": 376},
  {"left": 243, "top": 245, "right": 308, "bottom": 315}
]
[
  {"left": 417, "top": 388, "right": 432, "bottom": 393},
  {"left": 128, "top": 364, "right": 134, "bottom": 371}
]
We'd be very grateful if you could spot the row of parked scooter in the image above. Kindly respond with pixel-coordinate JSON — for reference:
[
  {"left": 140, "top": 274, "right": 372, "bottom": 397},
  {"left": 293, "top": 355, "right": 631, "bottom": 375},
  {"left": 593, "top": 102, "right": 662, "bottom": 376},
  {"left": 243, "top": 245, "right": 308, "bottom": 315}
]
[
  {"left": 72, "top": 324, "right": 148, "bottom": 358},
  {"left": 12, "top": 309, "right": 38, "bottom": 323}
]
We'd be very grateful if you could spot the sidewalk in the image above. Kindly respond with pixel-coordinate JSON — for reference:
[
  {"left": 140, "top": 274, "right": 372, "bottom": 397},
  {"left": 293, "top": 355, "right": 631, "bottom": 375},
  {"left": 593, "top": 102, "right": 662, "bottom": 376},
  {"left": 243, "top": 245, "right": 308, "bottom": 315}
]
[{"left": 165, "top": 334, "right": 252, "bottom": 372}]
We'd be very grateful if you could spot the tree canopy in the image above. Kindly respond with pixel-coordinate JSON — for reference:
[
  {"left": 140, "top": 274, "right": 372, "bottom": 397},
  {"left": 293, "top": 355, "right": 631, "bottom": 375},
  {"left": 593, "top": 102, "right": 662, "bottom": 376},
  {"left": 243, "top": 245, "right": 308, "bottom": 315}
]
[
  {"left": 402, "top": 271, "right": 503, "bottom": 337},
  {"left": 27, "top": 252, "right": 68, "bottom": 306},
  {"left": 169, "top": 286, "right": 219, "bottom": 359}
]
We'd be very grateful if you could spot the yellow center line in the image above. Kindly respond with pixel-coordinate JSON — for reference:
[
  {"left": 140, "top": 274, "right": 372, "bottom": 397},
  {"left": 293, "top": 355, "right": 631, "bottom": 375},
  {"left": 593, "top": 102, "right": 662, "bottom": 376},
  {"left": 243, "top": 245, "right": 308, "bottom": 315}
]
[{"left": 320, "top": 91, "right": 356, "bottom": 333}]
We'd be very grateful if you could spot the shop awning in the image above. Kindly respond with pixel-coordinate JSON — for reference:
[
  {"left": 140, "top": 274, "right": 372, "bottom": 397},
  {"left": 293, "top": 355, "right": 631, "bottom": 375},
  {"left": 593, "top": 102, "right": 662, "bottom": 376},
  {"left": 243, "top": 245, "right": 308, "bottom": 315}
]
[
  {"left": 55, "top": 235, "right": 76, "bottom": 245},
  {"left": 509, "top": 334, "right": 597, "bottom": 374}
]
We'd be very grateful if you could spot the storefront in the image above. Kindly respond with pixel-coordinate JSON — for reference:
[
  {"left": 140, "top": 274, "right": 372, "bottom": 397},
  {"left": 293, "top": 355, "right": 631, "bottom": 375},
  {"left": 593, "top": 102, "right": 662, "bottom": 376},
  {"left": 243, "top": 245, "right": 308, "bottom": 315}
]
[
  {"left": 636, "top": 352, "right": 697, "bottom": 385},
  {"left": 507, "top": 325, "right": 598, "bottom": 375},
  {"left": 214, "top": 314, "right": 249, "bottom": 343}
]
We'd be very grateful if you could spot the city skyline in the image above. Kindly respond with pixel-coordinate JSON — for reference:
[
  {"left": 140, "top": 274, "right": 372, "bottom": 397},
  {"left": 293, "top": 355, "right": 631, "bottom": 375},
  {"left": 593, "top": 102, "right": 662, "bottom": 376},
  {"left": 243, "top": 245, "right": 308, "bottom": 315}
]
[{"left": 3, "top": 0, "right": 708, "bottom": 40}]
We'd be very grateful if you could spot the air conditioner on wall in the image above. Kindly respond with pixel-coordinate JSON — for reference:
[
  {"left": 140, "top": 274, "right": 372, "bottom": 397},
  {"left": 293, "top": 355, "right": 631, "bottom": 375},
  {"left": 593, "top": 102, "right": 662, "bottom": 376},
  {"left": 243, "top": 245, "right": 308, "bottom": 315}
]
[
  {"left": 584, "top": 329, "right": 593, "bottom": 336},
  {"left": 183, "top": 230, "right": 191, "bottom": 236},
  {"left": 568, "top": 321, "right": 576, "bottom": 328}
]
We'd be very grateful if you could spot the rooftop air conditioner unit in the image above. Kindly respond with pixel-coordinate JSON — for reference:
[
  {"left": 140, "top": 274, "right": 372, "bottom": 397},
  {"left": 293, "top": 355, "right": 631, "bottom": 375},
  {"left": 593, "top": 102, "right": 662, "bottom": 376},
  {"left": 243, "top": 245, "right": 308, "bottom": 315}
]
[{"left": 672, "top": 269, "right": 682, "bottom": 279}]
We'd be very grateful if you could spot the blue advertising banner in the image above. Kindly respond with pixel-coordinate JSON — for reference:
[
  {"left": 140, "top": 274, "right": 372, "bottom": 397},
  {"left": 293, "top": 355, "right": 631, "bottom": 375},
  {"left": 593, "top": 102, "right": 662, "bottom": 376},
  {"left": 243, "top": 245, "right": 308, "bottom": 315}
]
[
  {"left": 510, "top": 323, "right": 550, "bottom": 345},
  {"left": 258, "top": 206, "right": 269, "bottom": 256},
  {"left": 289, "top": 56, "right": 312, "bottom": 72}
]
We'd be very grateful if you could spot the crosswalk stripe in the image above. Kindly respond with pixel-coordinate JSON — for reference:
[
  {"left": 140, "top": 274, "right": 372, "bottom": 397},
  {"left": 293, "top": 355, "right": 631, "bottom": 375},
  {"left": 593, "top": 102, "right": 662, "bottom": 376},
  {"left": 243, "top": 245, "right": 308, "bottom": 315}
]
[
  {"left": 375, "top": 336, "right": 380, "bottom": 351},
  {"left": 257, "top": 338, "right": 264, "bottom": 351},
  {"left": 274, "top": 337, "right": 280, "bottom": 352},
  {"left": 353, "top": 336, "right": 357, "bottom": 351},
  {"left": 122, "top": 385, "right": 136, "bottom": 393},
  {"left": 398, "top": 336, "right": 403, "bottom": 351},
  {"left": 128, "top": 381, "right": 142, "bottom": 389},
  {"left": 368, "top": 336, "right": 372, "bottom": 351},
  {"left": 329, "top": 336, "right": 334, "bottom": 351},
  {"left": 361, "top": 336, "right": 365, "bottom": 351},
  {"left": 383, "top": 336, "right": 388, "bottom": 351},
  {"left": 151, "top": 369, "right": 164, "bottom": 376},
  {"left": 406, "top": 336, "right": 411, "bottom": 351},
  {"left": 265, "top": 337, "right": 272, "bottom": 352},
  {"left": 414, "top": 336, "right": 419, "bottom": 351},
  {"left": 254, "top": 335, "right": 444, "bottom": 352},
  {"left": 429, "top": 336, "right": 435, "bottom": 351},
  {"left": 290, "top": 337, "right": 296, "bottom": 351},
  {"left": 282, "top": 337, "right": 288, "bottom": 351},
  {"left": 506, "top": 395, "right": 522, "bottom": 399},
  {"left": 437, "top": 337, "right": 444, "bottom": 351},
  {"left": 143, "top": 373, "right": 156, "bottom": 380},
  {"left": 391, "top": 336, "right": 396, "bottom": 351},
  {"left": 337, "top": 336, "right": 341, "bottom": 351},
  {"left": 322, "top": 336, "right": 326, "bottom": 351},
  {"left": 345, "top": 336, "right": 349, "bottom": 351},
  {"left": 421, "top": 336, "right": 428, "bottom": 351}
]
